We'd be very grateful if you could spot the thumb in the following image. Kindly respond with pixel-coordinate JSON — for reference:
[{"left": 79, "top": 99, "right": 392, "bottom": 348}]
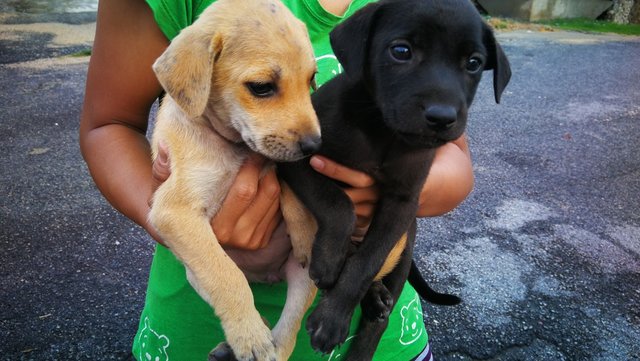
[{"left": 152, "top": 141, "right": 171, "bottom": 191}]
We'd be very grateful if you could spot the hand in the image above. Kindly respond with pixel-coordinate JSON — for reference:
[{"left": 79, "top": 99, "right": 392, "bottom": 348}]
[
  {"left": 309, "top": 155, "right": 379, "bottom": 240},
  {"left": 308, "top": 134, "right": 474, "bottom": 232},
  {"left": 212, "top": 153, "right": 282, "bottom": 250},
  {"left": 416, "top": 135, "right": 474, "bottom": 217},
  {"left": 151, "top": 143, "right": 281, "bottom": 250}
]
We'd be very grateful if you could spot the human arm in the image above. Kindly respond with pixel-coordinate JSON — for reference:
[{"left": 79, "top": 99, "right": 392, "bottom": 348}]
[
  {"left": 80, "top": 0, "right": 281, "bottom": 250},
  {"left": 79, "top": 0, "right": 167, "bottom": 242},
  {"left": 417, "top": 134, "right": 474, "bottom": 217},
  {"left": 309, "top": 134, "right": 474, "bottom": 228}
]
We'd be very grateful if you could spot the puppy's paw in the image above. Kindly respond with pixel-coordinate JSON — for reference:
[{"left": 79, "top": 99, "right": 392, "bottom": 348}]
[
  {"left": 306, "top": 299, "right": 352, "bottom": 354},
  {"left": 361, "top": 281, "right": 394, "bottom": 322},
  {"left": 309, "top": 249, "right": 346, "bottom": 289},
  {"left": 225, "top": 321, "right": 276, "bottom": 361},
  {"left": 292, "top": 248, "right": 309, "bottom": 269}
]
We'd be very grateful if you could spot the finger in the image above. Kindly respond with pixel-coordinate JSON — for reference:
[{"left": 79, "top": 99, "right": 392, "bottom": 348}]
[
  {"left": 252, "top": 170, "right": 282, "bottom": 250},
  {"left": 229, "top": 170, "right": 281, "bottom": 250},
  {"left": 149, "top": 142, "right": 171, "bottom": 209},
  {"left": 247, "top": 171, "right": 281, "bottom": 249},
  {"left": 310, "top": 155, "right": 374, "bottom": 188},
  {"left": 351, "top": 225, "right": 369, "bottom": 242},
  {"left": 251, "top": 199, "right": 281, "bottom": 250},
  {"left": 227, "top": 199, "right": 279, "bottom": 251},
  {"left": 212, "top": 155, "right": 265, "bottom": 245},
  {"left": 344, "top": 186, "right": 379, "bottom": 205},
  {"left": 259, "top": 212, "right": 282, "bottom": 249},
  {"left": 151, "top": 140, "right": 171, "bottom": 192},
  {"left": 354, "top": 202, "right": 375, "bottom": 226}
]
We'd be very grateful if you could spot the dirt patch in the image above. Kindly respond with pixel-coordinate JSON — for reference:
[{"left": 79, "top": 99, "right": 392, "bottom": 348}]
[
  {"left": 0, "top": 21, "right": 95, "bottom": 46},
  {"left": 487, "top": 17, "right": 556, "bottom": 32},
  {"left": 6, "top": 55, "right": 90, "bottom": 70}
]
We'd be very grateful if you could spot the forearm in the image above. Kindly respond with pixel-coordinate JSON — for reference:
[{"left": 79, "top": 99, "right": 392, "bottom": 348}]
[
  {"left": 78, "top": 0, "right": 170, "bottom": 241},
  {"left": 417, "top": 136, "right": 474, "bottom": 217},
  {"left": 80, "top": 123, "right": 155, "bottom": 236}
]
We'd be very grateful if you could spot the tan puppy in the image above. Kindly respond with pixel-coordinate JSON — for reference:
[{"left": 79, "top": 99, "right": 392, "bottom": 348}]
[{"left": 148, "top": 0, "right": 320, "bottom": 360}]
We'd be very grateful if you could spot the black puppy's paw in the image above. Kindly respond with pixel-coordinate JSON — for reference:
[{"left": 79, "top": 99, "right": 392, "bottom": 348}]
[
  {"left": 306, "top": 299, "right": 352, "bottom": 354},
  {"left": 309, "top": 248, "right": 347, "bottom": 289},
  {"left": 361, "top": 281, "right": 394, "bottom": 322},
  {"left": 208, "top": 342, "right": 237, "bottom": 361}
]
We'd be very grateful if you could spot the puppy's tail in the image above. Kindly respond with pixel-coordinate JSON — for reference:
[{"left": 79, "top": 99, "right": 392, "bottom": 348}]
[{"left": 408, "top": 260, "right": 461, "bottom": 306}]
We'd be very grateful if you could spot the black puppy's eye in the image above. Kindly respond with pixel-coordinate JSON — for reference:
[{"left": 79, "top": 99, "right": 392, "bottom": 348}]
[
  {"left": 389, "top": 44, "right": 412, "bottom": 62},
  {"left": 246, "top": 82, "right": 276, "bottom": 97},
  {"left": 466, "top": 56, "right": 484, "bottom": 74}
]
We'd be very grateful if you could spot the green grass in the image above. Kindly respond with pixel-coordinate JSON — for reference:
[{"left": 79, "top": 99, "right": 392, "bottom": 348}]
[
  {"left": 536, "top": 18, "right": 640, "bottom": 36},
  {"left": 68, "top": 48, "right": 92, "bottom": 57}
]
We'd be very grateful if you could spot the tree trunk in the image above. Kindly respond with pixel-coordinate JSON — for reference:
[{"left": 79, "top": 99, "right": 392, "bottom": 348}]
[
  {"left": 630, "top": 0, "right": 640, "bottom": 23},
  {"left": 606, "top": 0, "right": 636, "bottom": 23}
]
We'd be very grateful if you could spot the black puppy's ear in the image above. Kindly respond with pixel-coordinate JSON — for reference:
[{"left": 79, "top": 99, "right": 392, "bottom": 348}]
[
  {"left": 482, "top": 23, "right": 511, "bottom": 103},
  {"left": 330, "top": 2, "right": 382, "bottom": 80}
]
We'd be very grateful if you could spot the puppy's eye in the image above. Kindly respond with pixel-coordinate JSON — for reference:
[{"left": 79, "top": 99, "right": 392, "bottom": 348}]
[
  {"left": 389, "top": 44, "right": 412, "bottom": 62},
  {"left": 246, "top": 82, "right": 276, "bottom": 97},
  {"left": 466, "top": 56, "right": 484, "bottom": 74}
]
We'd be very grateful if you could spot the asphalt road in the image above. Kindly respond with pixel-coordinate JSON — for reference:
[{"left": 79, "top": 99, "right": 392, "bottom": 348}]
[{"left": 1, "top": 10, "right": 639, "bottom": 361}]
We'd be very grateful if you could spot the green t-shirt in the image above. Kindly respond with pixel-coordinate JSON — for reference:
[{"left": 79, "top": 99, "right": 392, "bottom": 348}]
[{"left": 133, "top": 1, "right": 429, "bottom": 360}]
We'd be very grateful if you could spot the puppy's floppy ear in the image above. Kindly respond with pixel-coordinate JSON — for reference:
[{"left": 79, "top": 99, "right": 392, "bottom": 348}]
[
  {"left": 482, "top": 23, "right": 511, "bottom": 104},
  {"left": 153, "top": 25, "right": 223, "bottom": 117},
  {"left": 329, "top": 2, "right": 382, "bottom": 80}
]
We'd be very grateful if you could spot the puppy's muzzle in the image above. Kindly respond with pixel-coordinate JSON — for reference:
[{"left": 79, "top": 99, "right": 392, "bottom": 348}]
[
  {"left": 298, "top": 135, "right": 322, "bottom": 156},
  {"left": 424, "top": 105, "right": 457, "bottom": 130}
]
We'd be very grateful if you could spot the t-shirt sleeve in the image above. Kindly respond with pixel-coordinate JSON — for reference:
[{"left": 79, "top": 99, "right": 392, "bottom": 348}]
[{"left": 145, "top": 0, "right": 214, "bottom": 40}]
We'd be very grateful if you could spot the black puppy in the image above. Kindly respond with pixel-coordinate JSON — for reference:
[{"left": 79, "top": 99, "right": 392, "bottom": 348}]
[{"left": 278, "top": 0, "right": 511, "bottom": 358}]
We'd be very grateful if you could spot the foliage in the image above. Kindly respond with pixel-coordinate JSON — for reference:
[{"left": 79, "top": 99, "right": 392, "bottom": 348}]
[
  {"left": 69, "top": 48, "right": 92, "bottom": 57},
  {"left": 536, "top": 18, "right": 640, "bottom": 35},
  {"left": 485, "top": 16, "right": 640, "bottom": 35}
]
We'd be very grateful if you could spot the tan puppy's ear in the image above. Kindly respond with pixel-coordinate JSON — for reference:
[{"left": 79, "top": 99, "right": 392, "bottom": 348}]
[{"left": 153, "top": 27, "right": 223, "bottom": 117}]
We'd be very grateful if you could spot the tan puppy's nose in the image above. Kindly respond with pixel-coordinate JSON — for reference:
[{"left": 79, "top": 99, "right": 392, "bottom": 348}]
[{"left": 298, "top": 135, "right": 322, "bottom": 156}]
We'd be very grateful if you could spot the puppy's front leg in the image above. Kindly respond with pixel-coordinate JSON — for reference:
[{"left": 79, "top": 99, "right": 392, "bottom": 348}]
[
  {"left": 278, "top": 161, "right": 355, "bottom": 289},
  {"left": 150, "top": 197, "right": 275, "bottom": 361},
  {"left": 268, "top": 182, "right": 318, "bottom": 360},
  {"left": 279, "top": 182, "right": 317, "bottom": 267},
  {"left": 271, "top": 253, "right": 317, "bottom": 360},
  {"left": 348, "top": 222, "right": 417, "bottom": 360},
  {"left": 306, "top": 196, "right": 419, "bottom": 353},
  {"left": 307, "top": 148, "right": 435, "bottom": 353}
]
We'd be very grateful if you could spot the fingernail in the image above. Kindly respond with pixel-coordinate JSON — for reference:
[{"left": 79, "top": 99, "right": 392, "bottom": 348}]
[
  {"left": 310, "top": 156, "right": 324, "bottom": 171},
  {"left": 157, "top": 141, "right": 168, "bottom": 163},
  {"left": 157, "top": 151, "right": 168, "bottom": 166}
]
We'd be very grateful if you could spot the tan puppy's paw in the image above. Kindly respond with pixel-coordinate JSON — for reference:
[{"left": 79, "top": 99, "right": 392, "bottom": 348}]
[
  {"left": 292, "top": 247, "right": 309, "bottom": 269},
  {"left": 225, "top": 321, "right": 276, "bottom": 361},
  {"left": 209, "top": 339, "right": 287, "bottom": 361}
]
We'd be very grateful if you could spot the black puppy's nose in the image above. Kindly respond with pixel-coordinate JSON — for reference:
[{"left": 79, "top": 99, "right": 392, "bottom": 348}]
[
  {"left": 425, "top": 105, "right": 457, "bottom": 129},
  {"left": 298, "top": 135, "right": 321, "bottom": 156}
]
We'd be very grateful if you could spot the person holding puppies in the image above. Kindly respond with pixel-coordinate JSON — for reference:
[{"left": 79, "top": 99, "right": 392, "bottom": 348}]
[{"left": 80, "top": 0, "right": 474, "bottom": 360}]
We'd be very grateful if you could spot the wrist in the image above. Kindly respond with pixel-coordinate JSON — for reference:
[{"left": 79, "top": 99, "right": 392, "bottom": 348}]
[{"left": 417, "top": 142, "right": 474, "bottom": 217}]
